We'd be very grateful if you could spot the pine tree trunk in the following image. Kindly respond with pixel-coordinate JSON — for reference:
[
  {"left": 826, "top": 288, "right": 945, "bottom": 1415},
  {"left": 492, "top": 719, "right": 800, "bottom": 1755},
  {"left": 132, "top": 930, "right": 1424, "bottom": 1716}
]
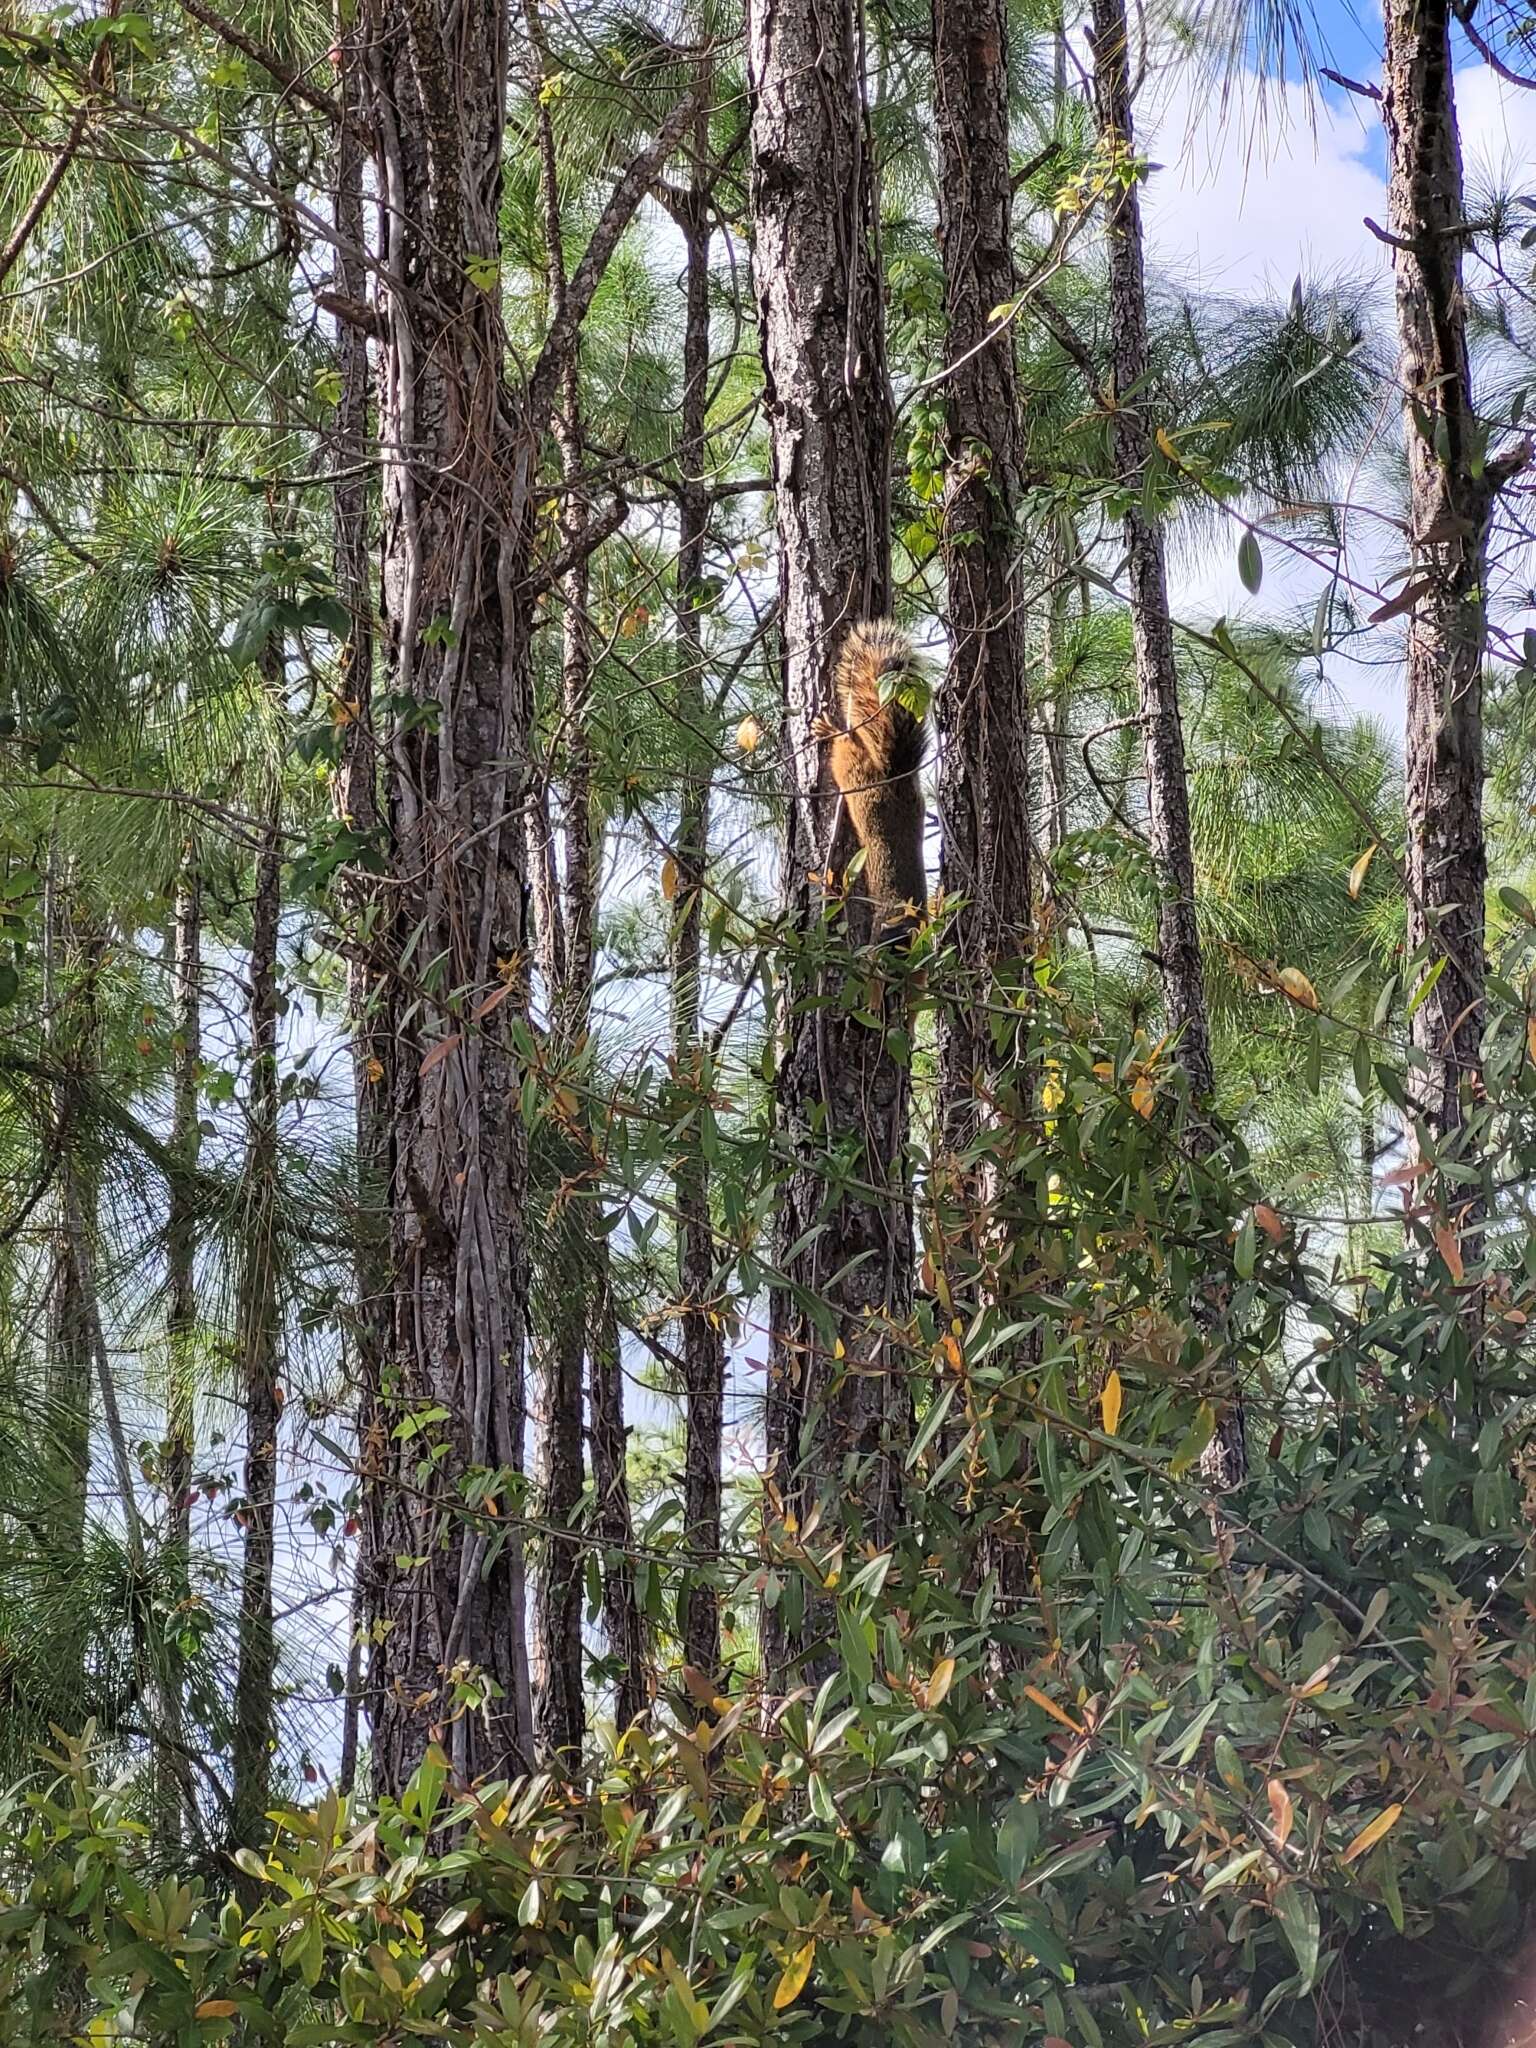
[
  {"left": 672, "top": 127, "right": 727, "bottom": 1683},
  {"left": 1088, "top": 0, "right": 1240, "bottom": 1492},
  {"left": 528, "top": 49, "right": 591, "bottom": 1761},
  {"left": 232, "top": 799, "right": 283, "bottom": 1848},
  {"left": 165, "top": 866, "right": 201, "bottom": 1565},
  {"left": 932, "top": 0, "right": 1032, "bottom": 1136},
  {"left": 1382, "top": 0, "right": 1496, "bottom": 1154},
  {"left": 747, "top": 0, "right": 909, "bottom": 1678},
  {"left": 365, "top": 0, "right": 537, "bottom": 1791},
  {"left": 362, "top": 0, "right": 692, "bottom": 1791},
  {"left": 1089, "top": 0, "right": 1213, "bottom": 1111},
  {"left": 589, "top": 1278, "right": 646, "bottom": 1727},
  {"left": 1040, "top": 550, "right": 1074, "bottom": 876},
  {"left": 328, "top": 5, "right": 388, "bottom": 1802},
  {"left": 42, "top": 860, "right": 96, "bottom": 1569},
  {"left": 161, "top": 859, "right": 201, "bottom": 1842},
  {"left": 930, "top": 0, "right": 1035, "bottom": 1659}
]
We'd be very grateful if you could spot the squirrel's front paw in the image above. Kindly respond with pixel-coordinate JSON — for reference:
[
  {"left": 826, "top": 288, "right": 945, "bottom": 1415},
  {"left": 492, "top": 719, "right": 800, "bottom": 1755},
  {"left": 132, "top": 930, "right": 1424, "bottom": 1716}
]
[{"left": 810, "top": 713, "right": 842, "bottom": 742}]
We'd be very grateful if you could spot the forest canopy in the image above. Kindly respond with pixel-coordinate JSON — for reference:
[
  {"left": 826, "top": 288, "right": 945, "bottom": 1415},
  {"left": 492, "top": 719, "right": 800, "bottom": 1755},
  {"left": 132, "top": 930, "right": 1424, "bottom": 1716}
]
[{"left": 0, "top": 0, "right": 1535, "bottom": 2039}]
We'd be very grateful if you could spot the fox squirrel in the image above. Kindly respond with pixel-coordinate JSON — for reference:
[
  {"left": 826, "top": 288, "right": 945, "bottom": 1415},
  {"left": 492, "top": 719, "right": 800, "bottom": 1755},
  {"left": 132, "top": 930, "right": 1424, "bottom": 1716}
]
[{"left": 811, "top": 619, "right": 927, "bottom": 934}]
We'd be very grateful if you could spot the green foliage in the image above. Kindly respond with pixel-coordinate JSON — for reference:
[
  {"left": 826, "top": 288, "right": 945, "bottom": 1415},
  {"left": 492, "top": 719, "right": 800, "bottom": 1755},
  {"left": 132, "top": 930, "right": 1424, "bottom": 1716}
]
[{"left": 6, "top": 948, "right": 1536, "bottom": 2039}]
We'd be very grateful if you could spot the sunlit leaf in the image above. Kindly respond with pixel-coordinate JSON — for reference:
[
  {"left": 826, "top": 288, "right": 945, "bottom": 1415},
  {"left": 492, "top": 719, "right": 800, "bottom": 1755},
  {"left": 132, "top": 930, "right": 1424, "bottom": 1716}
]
[
  {"left": 1100, "top": 1370, "right": 1124, "bottom": 1436},
  {"left": 772, "top": 1941, "right": 815, "bottom": 2010},
  {"left": 1348, "top": 843, "right": 1377, "bottom": 899},
  {"left": 1340, "top": 1803, "right": 1403, "bottom": 1864},
  {"left": 1023, "top": 1686, "right": 1084, "bottom": 1734},
  {"left": 1267, "top": 1778, "right": 1294, "bottom": 1849}
]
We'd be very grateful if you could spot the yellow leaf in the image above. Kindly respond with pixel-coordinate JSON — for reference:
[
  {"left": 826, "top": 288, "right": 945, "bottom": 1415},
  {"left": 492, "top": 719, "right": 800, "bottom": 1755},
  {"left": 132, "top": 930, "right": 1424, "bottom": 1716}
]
[
  {"left": 1155, "top": 426, "right": 1182, "bottom": 464},
  {"left": 1348, "top": 843, "right": 1377, "bottom": 899},
  {"left": 1101, "top": 1370, "right": 1124, "bottom": 1436},
  {"left": 926, "top": 1656, "right": 957, "bottom": 1708},
  {"left": 1022, "top": 1685, "right": 1084, "bottom": 1734},
  {"left": 1340, "top": 1802, "right": 1402, "bottom": 1864},
  {"left": 1267, "top": 1777, "right": 1294, "bottom": 1850},
  {"left": 661, "top": 857, "right": 678, "bottom": 901},
  {"left": 1275, "top": 967, "right": 1318, "bottom": 1010},
  {"left": 737, "top": 714, "right": 764, "bottom": 753},
  {"left": 195, "top": 2002, "right": 240, "bottom": 2019},
  {"left": 1527, "top": 1014, "right": 1536, "bottom": 1066},
  {"left": 364, "top": 1056, "right": 384, "bottom": 1084},
  {"left": 1130, "top": 1072, "right": 1155, "bottom": 1119},
  {"left": 772, "top": 1941, "right": 816, "bottom": 2010}
]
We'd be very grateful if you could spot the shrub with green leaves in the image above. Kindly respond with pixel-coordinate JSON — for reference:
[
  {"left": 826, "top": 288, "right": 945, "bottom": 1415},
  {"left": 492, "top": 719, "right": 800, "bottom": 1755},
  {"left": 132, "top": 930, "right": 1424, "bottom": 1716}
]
[{"left": 6, "top": 935, "right": 1536, "bottom": 2044}]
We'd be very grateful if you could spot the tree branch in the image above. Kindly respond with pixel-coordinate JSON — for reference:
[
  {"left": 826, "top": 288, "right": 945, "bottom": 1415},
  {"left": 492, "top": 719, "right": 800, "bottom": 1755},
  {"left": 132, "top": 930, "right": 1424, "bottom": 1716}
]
[
  {"left": 176, "top": 0, "right": 339, "bottom": 119},
  {"left": 525, "top": 86, "right": 702, "bottom": 436},
  {"left": 0, "top": 101, "right": 94, "bottom": 295},
  {"left": 0, "top": 464, "right": 103, "bottom": 569},
  {"left": 529, "top": 491, "right": 630, "bottom": 595}
]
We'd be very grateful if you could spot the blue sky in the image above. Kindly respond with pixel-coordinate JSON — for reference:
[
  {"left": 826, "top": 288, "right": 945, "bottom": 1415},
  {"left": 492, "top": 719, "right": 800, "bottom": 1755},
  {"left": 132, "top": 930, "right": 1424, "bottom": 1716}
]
[{"left": 1132, "top": 0, "right": 1536, "bottom": 729}]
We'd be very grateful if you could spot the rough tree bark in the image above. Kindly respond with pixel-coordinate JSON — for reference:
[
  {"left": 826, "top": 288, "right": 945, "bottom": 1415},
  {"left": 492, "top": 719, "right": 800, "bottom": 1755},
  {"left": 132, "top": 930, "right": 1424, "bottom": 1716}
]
[
  {"left": 362, "top": 0, "right": 695, "bottom": 1787},
  {"left": 747, "top": 0, "right": 909, "bottom": 1676},
  {"left": 930, "top": 0, "right": 1035, "bottom": 1659},
  {"left": 365, "top": 0, "right": 537, "bottom": 1788},
  {"left": 1383, "top": 0, "right": 1510, "bottom": 1153},
  {"left": 231, "top": 798, "right": 283, "bottom": 1848},
  {"left": 932, "top": 0, "right": 1033, "bottom": 1129},
  {"left": 670, "top": 101, "right": 728, "bottom": 1682}
]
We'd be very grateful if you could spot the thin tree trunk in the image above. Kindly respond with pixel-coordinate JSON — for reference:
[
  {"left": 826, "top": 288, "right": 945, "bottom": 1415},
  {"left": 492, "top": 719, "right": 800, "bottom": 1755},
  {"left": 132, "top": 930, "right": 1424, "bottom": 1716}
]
[
  {"left": 160, "top": 859, "right": 201, "bottom": 1843},
  {"left": 338, "top": 1560, "right": 365, "bottom": 1796},
  {"left": 328, "top": 0, "right": 390, "bottom": 1798},
  {"left": 672, "top": 106, "right": 727, "bottom": 1683},
  {"left": 1087, "top": 0, "right": 1240, "bottom": 1492},
  {"left": 1383, "top": 0, "right": 1502, "bottom": 1158},
  {"left": 589, "top": 1278, "right": 646, "bottom": 1727},
  {"left": 528, "top": 30, "right": 591, "bottom": 1761},
  {"left": 231, "top": 797, "right": 283, "bottom": 1847},
  {"left": 1090, "top": 0, "right": 1213, "bottom": 1110},
  {"left": 747, "top": 0, "right": 909, "bottom": 1680},
  {"left": 1040, "top": 548, "right": 1074, "bottom": 876},
  {"left": 165, "top": 865, "right": 201, "bottom": 1563}
]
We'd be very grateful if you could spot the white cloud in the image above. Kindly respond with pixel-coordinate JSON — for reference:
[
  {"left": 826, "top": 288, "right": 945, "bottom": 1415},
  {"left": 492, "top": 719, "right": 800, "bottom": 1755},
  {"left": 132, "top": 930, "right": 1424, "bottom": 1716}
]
[
  {"left": 1135, "top": 54, "right": 1536, "bottom": 732},
  {"left": 1141, "top": 71, "right": 1387, "bottom": 297}
]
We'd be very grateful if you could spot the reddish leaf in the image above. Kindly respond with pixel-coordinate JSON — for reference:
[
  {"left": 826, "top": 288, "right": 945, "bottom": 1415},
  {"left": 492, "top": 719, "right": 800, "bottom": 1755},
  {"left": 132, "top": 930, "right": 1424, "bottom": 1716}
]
[{"left": 419, "top": 1033, "right": 462, "bottom": 1076}]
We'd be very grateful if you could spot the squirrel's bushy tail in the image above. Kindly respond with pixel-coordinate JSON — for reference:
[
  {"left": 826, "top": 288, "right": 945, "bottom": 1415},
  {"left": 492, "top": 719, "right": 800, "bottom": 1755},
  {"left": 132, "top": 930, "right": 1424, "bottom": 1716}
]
[{"left": 835, "top": 620, "right": 925, "bottom": 776}]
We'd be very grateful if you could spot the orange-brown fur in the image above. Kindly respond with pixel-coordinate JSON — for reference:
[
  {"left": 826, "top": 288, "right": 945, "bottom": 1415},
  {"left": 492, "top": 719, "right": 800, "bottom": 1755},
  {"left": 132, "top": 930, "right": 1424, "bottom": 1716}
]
[{"left": 812, "top": 620, "right": 927, "bottom": 934}]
